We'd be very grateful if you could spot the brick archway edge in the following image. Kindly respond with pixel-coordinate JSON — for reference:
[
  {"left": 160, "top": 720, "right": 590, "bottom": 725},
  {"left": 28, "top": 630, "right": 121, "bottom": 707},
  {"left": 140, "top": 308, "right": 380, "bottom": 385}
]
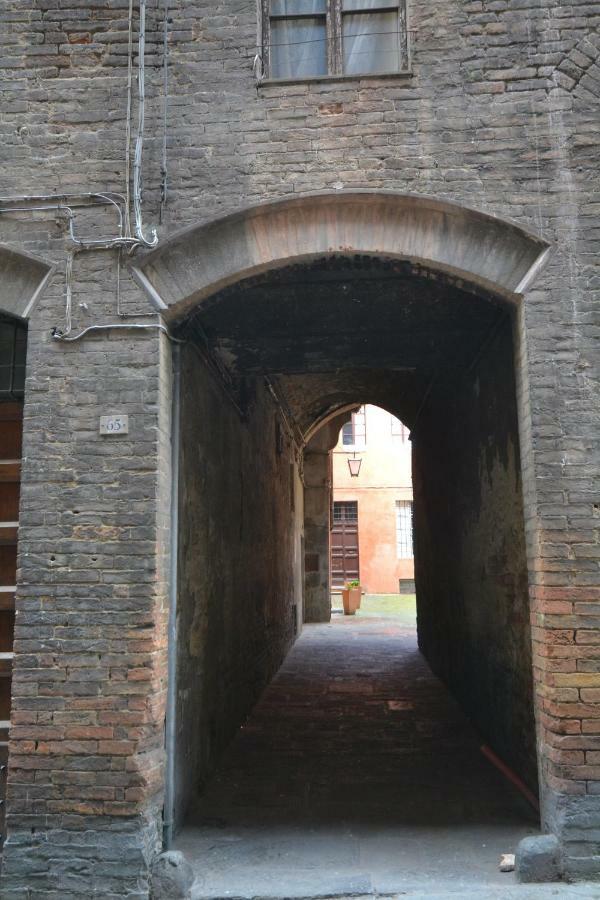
[
  {"left": 131, "top": 192, "right": 550, "bottom": 320},
  {"left": 0, "top": 244, "right": 54, "bottom": 320}
]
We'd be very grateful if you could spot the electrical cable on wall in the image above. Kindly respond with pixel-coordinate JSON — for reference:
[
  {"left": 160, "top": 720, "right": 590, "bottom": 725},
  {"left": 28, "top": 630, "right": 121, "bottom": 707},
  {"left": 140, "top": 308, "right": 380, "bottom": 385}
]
[
  {"left": 133, "top": 0, "right": 158, "bottom": 246},
  {"left": 160, "top": 0, "right": 170, "bottom": 223},
  {"left": 2, "top": 0, "right": 167, "bottom": 339},
  {"left": 124, "top": 0, "right": 135, "bottom": 239}
]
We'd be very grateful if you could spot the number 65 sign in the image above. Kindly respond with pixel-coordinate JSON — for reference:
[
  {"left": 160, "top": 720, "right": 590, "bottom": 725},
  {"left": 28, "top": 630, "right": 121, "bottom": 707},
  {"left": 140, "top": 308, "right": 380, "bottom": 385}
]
[{"left": 99, "top": 415, "right": 129, "bottom": 435}]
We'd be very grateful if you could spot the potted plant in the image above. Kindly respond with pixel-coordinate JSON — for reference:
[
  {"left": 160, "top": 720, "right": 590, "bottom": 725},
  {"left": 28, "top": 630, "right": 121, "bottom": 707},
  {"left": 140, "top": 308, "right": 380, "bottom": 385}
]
[{"left": 342, "top": 580, "right": 362, "bottom": 615}]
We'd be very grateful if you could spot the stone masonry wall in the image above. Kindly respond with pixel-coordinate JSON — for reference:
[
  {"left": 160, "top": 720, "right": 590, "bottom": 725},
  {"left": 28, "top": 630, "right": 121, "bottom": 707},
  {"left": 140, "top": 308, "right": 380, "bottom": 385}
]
[
  {"left": 174, "top": 345, "right": 303, "bottom": 831},
  {"left": 303, "top": 417, "right": 349, "bottom": 624},
  {"left": 0, "top": 0, "right": 599, "bottom": 891},
  {"left": 0, "top": 299, "right": 172, "bottom": 897},
  {"left": 413, "top": 317, "right": 537, "bottom": 793}
]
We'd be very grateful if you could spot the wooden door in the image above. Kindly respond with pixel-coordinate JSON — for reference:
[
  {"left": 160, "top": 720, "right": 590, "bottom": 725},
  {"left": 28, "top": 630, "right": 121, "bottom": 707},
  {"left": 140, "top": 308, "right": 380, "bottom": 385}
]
[
  {"left": 331, "top": 501, "right": 359, "bottom": 587},
  {"left": 0, "top": 401, "right": 22, "bottom": 847}
]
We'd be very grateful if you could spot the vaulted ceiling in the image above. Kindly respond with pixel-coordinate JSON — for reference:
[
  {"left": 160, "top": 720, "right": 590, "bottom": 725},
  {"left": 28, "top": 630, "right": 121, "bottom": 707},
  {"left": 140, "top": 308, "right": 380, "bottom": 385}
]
[{"left": 179, "top": 255, "right": 511, "bottom": 438}]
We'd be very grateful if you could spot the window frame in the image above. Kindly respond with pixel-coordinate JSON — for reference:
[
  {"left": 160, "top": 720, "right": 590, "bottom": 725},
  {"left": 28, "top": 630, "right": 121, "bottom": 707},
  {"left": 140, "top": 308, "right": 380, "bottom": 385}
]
[
  {"left": 340, "top": 407, "right": 366, "bottom": 451},
  {"left": 333, "top": 500, "right": 358, "bottom": 523},
  {"left": 258, "top": 0, "right": 411, "bottom": 83},
  {"left": 395, "top": 499, "right": 414, "bottom": 560},
  {"left": 0, "top": 316, "right": 27, "bottom": 400}
]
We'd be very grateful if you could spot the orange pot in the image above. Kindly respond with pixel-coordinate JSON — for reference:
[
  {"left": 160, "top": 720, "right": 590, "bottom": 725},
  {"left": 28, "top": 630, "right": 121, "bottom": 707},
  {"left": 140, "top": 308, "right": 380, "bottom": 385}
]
[{"left": 342, "top": 587, "right": 361, "bottom": 615}]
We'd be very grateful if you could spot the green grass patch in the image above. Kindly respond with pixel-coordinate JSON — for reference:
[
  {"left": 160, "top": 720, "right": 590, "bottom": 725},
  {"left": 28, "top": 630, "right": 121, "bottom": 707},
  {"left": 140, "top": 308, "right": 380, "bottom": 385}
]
[
  {"left": 357, "top": 593, "right": 416, "bottom": 624},
  {"left": 331, "top": 592, "right": 417, "bottom": 624}
]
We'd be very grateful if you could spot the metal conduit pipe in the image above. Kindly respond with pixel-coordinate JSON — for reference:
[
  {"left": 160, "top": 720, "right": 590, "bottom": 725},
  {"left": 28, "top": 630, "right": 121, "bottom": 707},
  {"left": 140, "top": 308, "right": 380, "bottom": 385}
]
[
  {"left": 1, "top": 3, "right": 163, "bottom": 340},
  {"left": 0, "top": 193, "right": 147, "bottom": 251},
  {"left": 480, "top": 744, "right": 540, "bottom": 812},
  {"left": 133, "top": 0, "right": 158, "bottom": 247},
  {"left": 52, "top": 322, "right": 183, "bottom": 343},
  {"left": 163, "top": 343, "right": 181, "bottom": 848},
  {"left": 0, "top": 191, "right": 126, "bottom": 205},
  {"left": 0, "top": 0, "right": 161, "bottom": 252}
]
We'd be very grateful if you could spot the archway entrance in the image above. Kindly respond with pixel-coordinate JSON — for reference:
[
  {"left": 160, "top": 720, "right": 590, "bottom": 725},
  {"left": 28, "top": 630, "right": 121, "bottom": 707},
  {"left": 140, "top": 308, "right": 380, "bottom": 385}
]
[{"left": 133, "top": 193, "right": 549, "bottom": 892}]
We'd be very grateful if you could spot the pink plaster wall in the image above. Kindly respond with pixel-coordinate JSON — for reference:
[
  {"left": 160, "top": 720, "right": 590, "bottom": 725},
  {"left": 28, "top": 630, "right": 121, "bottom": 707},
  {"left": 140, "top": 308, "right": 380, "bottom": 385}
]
[{"left": 332, "top": 405, "right": 414, "bottom": 594}]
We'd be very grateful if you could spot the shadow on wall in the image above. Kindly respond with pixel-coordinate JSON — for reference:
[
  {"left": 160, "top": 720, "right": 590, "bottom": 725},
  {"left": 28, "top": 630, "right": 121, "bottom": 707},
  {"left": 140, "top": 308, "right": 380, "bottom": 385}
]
[
  {"left": 413, "top": 317, "right": 537, "bottom": 795},
  {"left": 174, "top": 346, "right": 304, "bottom": 831}
]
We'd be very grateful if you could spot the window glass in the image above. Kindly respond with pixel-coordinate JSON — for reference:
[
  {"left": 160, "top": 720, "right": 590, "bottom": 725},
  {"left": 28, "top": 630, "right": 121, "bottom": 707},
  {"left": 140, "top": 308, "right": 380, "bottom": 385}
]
[
  {"left": 341, "top": 408, "right": 366, "bottom": 447},
  {"left": 265, "top": 0, "right": 408, "bottom": 79},
  {"left": 0, "top": 320, "right": 27, "bottom": 398},
  {"left": 12, "top": 328, "right": 27, "bottom": 394},
  {"left": 343, "top": 11, "right": 399, "bottom": 74},
  {"left": 342, "top": 421, "right": 355, "bottom": 445},
  {"left": 271, "top": 0, "right": 326, "bottom": 14},
  {"left": 396, "top": 500, "right": 414, "bottom": 559},
  {"left": 271, "top": 18, "right": 327, "bottom": 78},
  {"left": 333, "top": 501, "right": 358, "bottom": 522},
  {"left": 342, "top": 0, "right": 398, "bottom": 8}
]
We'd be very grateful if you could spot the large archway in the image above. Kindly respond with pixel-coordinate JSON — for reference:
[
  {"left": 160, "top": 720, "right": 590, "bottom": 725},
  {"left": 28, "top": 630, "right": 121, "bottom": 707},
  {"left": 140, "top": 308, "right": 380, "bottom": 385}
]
[
  {"left": 133, "top": 193, "right": 550, "bottom": 890},
  {"left": 132, "top": 191, "right": 548, "bottom": 320}
]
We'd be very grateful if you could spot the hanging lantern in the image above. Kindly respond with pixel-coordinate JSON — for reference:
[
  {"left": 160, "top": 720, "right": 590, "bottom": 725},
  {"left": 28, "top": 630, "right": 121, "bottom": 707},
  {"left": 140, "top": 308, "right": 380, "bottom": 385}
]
[{"left": 348, "top": 455, "right": 362, "bottom": 477}]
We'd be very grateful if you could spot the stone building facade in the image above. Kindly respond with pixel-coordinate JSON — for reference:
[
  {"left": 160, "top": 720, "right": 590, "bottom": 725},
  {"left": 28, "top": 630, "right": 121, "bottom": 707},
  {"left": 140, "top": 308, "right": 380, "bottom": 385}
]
[{"left": 0, "top": 0, "right": 599, "bottom": 895}]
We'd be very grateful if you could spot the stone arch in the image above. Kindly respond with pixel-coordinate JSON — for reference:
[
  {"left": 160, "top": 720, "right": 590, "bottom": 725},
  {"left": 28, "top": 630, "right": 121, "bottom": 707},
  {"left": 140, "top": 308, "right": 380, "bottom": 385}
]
[
  {"left": 304, "top": 402, "right": 361, "bottom": 445},
  {"left": 145, "top": 191, "right": 551, "bottom": 867},
  {"left": 132, "top": 192, "right": 550, "bottom": 320},
  {"left": 0, "top": 244, "right": 54, "bottom": 320}
]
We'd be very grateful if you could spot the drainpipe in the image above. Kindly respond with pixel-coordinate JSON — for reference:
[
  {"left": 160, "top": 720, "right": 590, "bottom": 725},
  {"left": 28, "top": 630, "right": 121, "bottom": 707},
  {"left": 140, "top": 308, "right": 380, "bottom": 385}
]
[{"left": 163, "top": 343, "right": 181, "bottom": 847}]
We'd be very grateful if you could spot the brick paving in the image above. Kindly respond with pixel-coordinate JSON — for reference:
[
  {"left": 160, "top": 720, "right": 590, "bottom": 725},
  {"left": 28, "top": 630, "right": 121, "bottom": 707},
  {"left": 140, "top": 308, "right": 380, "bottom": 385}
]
[{"left": 176, "top": 615, "right": 549, "bottom": 898}]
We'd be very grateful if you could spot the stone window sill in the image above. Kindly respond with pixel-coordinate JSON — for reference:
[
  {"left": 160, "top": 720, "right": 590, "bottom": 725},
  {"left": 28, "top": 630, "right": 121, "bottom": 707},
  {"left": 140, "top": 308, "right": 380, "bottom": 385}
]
[{"left": 258, "top": 70, "right": 413, "bottom": 87}]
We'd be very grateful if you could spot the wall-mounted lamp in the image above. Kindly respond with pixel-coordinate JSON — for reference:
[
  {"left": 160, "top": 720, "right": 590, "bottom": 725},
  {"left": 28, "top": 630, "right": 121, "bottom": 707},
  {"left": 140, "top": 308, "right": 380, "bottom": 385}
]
[{"left": 348, "top": 454, "right": 362, "bottom": 477}]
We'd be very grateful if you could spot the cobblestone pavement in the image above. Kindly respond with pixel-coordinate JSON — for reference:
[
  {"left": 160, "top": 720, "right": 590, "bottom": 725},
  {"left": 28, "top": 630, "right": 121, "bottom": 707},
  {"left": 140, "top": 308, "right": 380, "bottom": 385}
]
[{"left": 176, "top": 616, "right": 596, "bottom": 899}]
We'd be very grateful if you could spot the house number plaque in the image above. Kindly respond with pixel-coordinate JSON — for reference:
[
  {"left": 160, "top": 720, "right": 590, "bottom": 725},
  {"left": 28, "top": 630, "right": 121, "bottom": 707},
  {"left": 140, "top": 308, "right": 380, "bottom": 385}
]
[{"left": 99, "top": 415, "right": 129, "bottom": 435}]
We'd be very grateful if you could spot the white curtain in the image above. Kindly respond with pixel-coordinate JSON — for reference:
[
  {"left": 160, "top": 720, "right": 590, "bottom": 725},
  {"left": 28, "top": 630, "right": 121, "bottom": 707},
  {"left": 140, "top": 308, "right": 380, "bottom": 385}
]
[
  {"left": 343, "top": 11, "right": 399, "bottom": 75},
  {"left": 271, "top": 17, "right": 327, "bottom": 77},
  {"left": 270, "top": 0, "right": 327, "bottom": 78}
]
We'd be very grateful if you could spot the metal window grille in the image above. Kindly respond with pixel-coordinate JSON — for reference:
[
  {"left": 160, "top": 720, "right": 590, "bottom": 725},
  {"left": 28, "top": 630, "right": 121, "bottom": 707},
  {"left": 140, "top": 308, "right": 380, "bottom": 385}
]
[
  {"left": 395, "top": 500, "right": 413, "bottom": 559},
  {"left": 0, "top": 318, "right": 27, "bottom": 399},
  {"left": 333, "top": 501, "right": 358, "bottom": 522}
]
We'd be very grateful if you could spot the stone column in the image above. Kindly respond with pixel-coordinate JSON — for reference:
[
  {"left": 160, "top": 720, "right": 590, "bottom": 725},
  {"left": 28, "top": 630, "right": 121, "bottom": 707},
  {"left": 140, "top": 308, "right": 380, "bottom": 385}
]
[
  {"left": 0, "top": 265, "right": 173, "bottom": 897},
  {"left": 303, "top": 414, "right": 352, "bottom": 624},
  {"left": 514, "top": 260, "right": 600, "bottom": 880}
]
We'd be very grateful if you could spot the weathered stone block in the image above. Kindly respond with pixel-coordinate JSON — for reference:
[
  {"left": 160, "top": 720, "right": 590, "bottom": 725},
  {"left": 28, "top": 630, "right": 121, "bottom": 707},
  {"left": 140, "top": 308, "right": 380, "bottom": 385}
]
[
  {"left": 150, "top": 851, "right": 194, "bottom": 899},
  {"left": 515, "top": 834, "right": 562, "bottom": 883}
]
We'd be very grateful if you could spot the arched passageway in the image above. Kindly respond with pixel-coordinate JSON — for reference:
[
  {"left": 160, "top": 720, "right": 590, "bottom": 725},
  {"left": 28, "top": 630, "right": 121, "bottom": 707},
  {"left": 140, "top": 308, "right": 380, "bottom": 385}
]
[{"left": 133, "top": 193, "right": 550, "bottom": 890}]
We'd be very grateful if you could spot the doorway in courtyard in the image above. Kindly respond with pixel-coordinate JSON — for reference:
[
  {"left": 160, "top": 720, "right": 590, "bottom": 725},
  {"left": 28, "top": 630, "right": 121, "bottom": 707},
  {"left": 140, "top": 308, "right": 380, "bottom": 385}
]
[
  {"left": 164, "top": 245, "right": 541, "bottom": 894},
  {"left": 330, "top": 403, "right": 415, "bottom": 619}
]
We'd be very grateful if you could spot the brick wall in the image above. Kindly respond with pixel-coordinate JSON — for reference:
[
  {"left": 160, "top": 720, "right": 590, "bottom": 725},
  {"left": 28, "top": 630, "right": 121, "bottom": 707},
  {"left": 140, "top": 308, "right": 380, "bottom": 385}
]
[
  {"left": 414, "top": 317, "right": 537, "bottom": 792},
  {"left": 1, "top": 0, "right": 599, "bottom": 891},
  {"left": 174, "top": 343, "right": 302, "bottom": 831}
]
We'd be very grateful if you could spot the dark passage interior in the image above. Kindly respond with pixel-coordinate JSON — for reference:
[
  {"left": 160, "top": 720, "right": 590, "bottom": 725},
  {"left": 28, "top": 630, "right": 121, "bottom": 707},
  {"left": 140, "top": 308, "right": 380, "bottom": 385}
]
[{"left": 170, "top": 256, "right": 539, "bottom": 879}]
